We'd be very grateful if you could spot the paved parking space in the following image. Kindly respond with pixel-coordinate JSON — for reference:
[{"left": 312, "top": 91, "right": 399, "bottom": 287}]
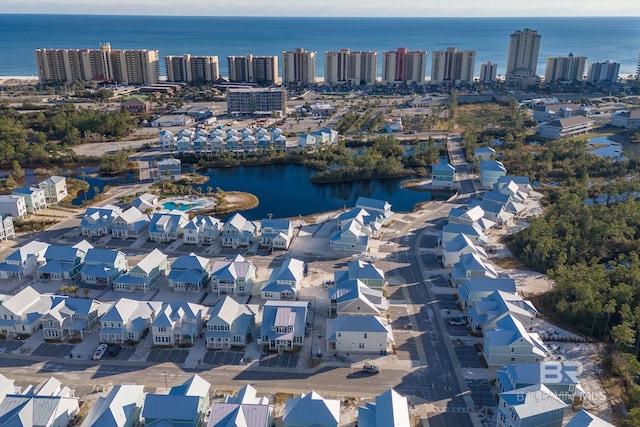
[
  {"left": 446, "top": 324, "right": 469, "bottom": 337},
  {"left": 146, "top": 349, "right": 189, "bottom": 364},
  {"left": 103, "top": 347, "right": 136, "bottom": 361},
  {"left": 466, "top": 379, "right": 495, "bottom": 407},
  {"left": 421, "top": 235, "right": 439, "bottom": 248},
  {"left": 394, "top": 331, "right": 420, "bottom": 361},
  {"left": 436, "top": 294, "right": 459, "bottom": 311},
  {"left": 454, "top": 345, "right": 483, "bottom": 368},
  {"left": 431, "top": 278, "right": 450, "bottom": 288},
  {"left": 259, "top": 352, "right": 299, "bottom": 368},
  {"left": 0, "top": 340, "right": 24, "bottom": 353},
  {"left": 421, "top": 253, "right": 440, "bottom": 269},
  {"left": 31, "top": 343, "right": 75, "bottom": 358},
  {"left": 202, "top": 350, "right": 244, "bottom": 366}
]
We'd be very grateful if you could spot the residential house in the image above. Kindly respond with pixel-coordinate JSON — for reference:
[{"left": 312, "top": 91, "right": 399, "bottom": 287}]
[
  {"left": 297, "top": 133, "right": 317, "bottom": 151},
  {"left": 130, "top": 192, "right": 159, "bottom": 213},
  {"left": 611, "top": 109, "right": 640, "bottom": 129},
  {"left": 39, "top": 176, "right": 68, "bottom": 204},
  {"left": 260, "top": 258, "right": 304, "bottom": 300},
  {"left": 0, "top": 377, "right": 79, "bottom": 427},
  {"left": 496, "top": 181, "right": 529, "bottom": 204},
  {"left": 473, "top": 146, "right": 496, "bottom": 161},
  {"left": 80, "top": 248, "right": 128, "bottom": 287},
  {"left": 0, "top": 194, "right": 27, "bottom": 219},
  {"left": 206, "top": 296, "right": 257, "bottom": 349},
  {"left": 479, "top": 160, "right": 507, "bottom": 190},
  {"left": 167, "top": 253, "right": 210, "bottom": 293},
  {"left": 0, "top": 373, "right": 14, "bottom": 402},
  {"left": 41, "top": 297, "right": 102, "bottom": 341},
  {"left": 329, "top": 279, "right": 388, "bottom": 317},
  {"left": 355, "top": 197, "right": 393, "bottom": 225},
  {"left": 142, "top": 375, "right": 211, "bottom": 427},
  {"left": 259, "top": 301, "right": 308, "bottom": 351},
  {"left": 80, "top": 384, "right": 146, "bottom": 427},
  {"left": 537, "top": 116, "right": 594, "bottom": 139},
  {"left": 183, "top": 215, "right": 222, "bottom": 245},
  {"left": 565, "top": 410, "right": 616, "bottom": 427},
  {"left": 111, "top": 207, "right": 150, "bottom": 239},
  {"left": 148, "top": 211, "right": 189, "bottom": 242},
  {"left": 99, "top": 298, "right": 162, "bottom": 343},
  {"left": 157, "top": 158, "right": 182, "bottom": 180},
  {"left": 336, "top": 208, "right": 383, "bottom": 238},
  {"left": 440, "top": 223, "right": 488, "bottom": 247},
  {"left": 457, "top": 277, "right": 517, "bottom": 309},
  {"left": 12, "top": 186, "right": 47, "bottom": 213},
  {"left": 497, "top": 384, "right": 566, "bottom": 427},
  {"left": 448, "top": 206, "right": 487, "bottom": 228},
  {"left": 81, "top": 205, "right": 123, "bottom": 236},
  {"left": 450, "top": 252, "right": 499, "bottom": 287},
  {"left": 221, "top": 213, "right": 259, "bottom": 248},
  {"left": 431, "top": 158, "right": 456, "bottom": 188},
  {"left": 333, "top": 260, "right": 385, "bottom": 292},
  {"left": 0, "top": 215, "right": 15, "bottom": 241},
  {"left": 442, "top": 233, "right": 489, "bottom": 268},
  {"left": 468, "top": 290, "right": 538, "bottom": 333},
  {"left": 358, "top": 389, "right": 411, "bottom": 427},
  {"left": 329, "top": 218, "right": 370, "bottom": 253},
  {"left": 151, "top": 302, "right": 208, "bottom": 346},
  {"left": 483, "top": 314, "right": 550, "bottom": 366},
  {"left": 494, "top": 176, "right": 533, "bottom": 195},
  {"left": 326, "top": 315, "right": 394, "bottom": 354},
  {"left": 260, "top": 218, "right": 294, "bottom": 250},
  {"left": 0, "top": 286, "right": 58, "bottom": 337},
  {"left": 496, "top": 363, "right": 586, "bottom": 405},
  {"left": 469, "top": 199, "right": 515, "bottom": 227},
  {"left": 208, "top": 384, "right": 272, "bottom": 427},
  {"left": 0, "top": 240, "right": 49, "bottom": 279},
  {"left": 37, "top": 242, "right": 90, "bottom": 281},
  {"left": 210, "top": 254, "right": 256, "bottom": 297},
  {"left": 159, "top": 130, "right": 176, "bottom": 151},
  {"left": 283, "top": 391, "right": 340, "bottom": 427},
  {"left": 113, "top": 249, "right": 168, "bottom": 292}
]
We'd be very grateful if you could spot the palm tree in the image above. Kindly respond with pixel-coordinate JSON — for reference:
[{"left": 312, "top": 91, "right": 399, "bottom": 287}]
[
  {"left": 206, "top": 186, "right": 213, "bottom": 195},
  {"left": 83, "top": 288, "right": 90, "bottom": 299}
]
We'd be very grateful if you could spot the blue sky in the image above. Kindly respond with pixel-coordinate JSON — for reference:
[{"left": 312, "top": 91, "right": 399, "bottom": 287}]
[{"left": 2, "top": 0, "right": 640, "bottom": 17}]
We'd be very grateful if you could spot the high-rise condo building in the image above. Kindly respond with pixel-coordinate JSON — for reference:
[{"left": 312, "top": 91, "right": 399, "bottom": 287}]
[
  {"left": 282, "top": 48, "right": 316, "bottom": 85},
  {"left": 323, "top": 49, "right": 378, "bottom": 86},
  {"left": 544, "top": 53, "right": 587, "bottom": 83},
  {"left": 228, "top": 55, "right": 279, "bottom": 85},
  {"left": 506, "top": 28, "right": 541, "bottom": 77},
  {"left": 586, "top": 60, "right": 620, "bottom": 83},
  {"left": 636, "top": 53, "right": 640, "bottom": 81},
  {"left": 165, "top": 54, "right": 219, "bottom": 83},
  {"left": 479, "top": 61, "right": 498, "bottom": 83},
  {"left": 381, "top": 48, "right": 427, "bottom": 85},
  {"left": 430, "top": 47, "right": 476, "bottom": 84},
  {"left": 35, "top": 43, "right": 159, "bottom": 85}
]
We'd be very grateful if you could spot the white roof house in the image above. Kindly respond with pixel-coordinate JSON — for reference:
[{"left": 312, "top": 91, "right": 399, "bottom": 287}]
[
  {"left": 222, "top": 213, "right": 259, "bottom": 248},
  {"left": 0, "top": 240, "right": 49, "bottom": 280},
  {"left": 283, "top": 391, "right": 340, "bottom": 427},
  {"left": 259, "top": 301, "right": 308, "bottom": 351},
  {"left": 39, "top": 175, "right": 68, "bottom": 204},
  {"left": 206, "top": 296, "right": 257, "bottom": 349},
  {"left": 148, "top": 211, "right": 189, "bottom": 242},
  {"left": 440, "top": 223, "right": 488, "bottom": 247},
  {"left": 468, "top": 290, "right": 538, "bottom": 333},
  {"left": 355, "top": 196, "right": 393, "bottom": 225},
  {"left": 209, "top": 384, "right": 273, "bottom": 427},
  {"left": 130, "top": 192, "right": 159, "bottom": 212},
  {"left": 99, "top": 298, "right": 163, "bottom": 343},
  {"left": 450, "top": 252, "right": 499, "bottom": 287},
  {"left": 442, "top": 233, "right": 489, "bottom": 268},
  {"left": 0, "top": 194, "right": 27, "bottom": 219},
  {"left": 210, "top": 254, "right": 256, "bottom": 297},
  {"left": 497, "top": 384, "right": 566, "bottom": 427},
  {"left": 326, "top": 315, "right": 394, "bottom": 354},
  {"left": 111, "top": 206, "right": 150, "bottom": 239},
  {"left": 151, "top": 302, "right": 208, "bottom": 346},
  {"left": 80, "top": 384, "right": 145, "bottom": 427},
  {"left": 0, "top": 286, "right": 58, "bottom": 337},
  {"left": 329, "top": 279, "right": 388, "bottom": 317},
  {"left": 80, "top": 205, "right": 123, "bottom": 236},
  {"left": 113, "top": 248, "right": 168, "bottom": 293},
  {"left": 565, "top": 410, "right": 615, "bottom": 427},
  {"left": 358, "top": 389, "right": 410, "bottom": 427}
]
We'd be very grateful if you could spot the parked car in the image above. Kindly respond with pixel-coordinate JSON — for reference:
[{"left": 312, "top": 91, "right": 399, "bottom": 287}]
[
  {"left": 92, "top": 344, "right": 108, "bottom": 360},
  {"left": 362, "top": 364, "right": 380, "bottom": 374},
  {"left": 449, "top": 318, "right": 467, "bottom": 326},
  {"left": 107, "top": 344, "right": 122, "bottom": 356}
]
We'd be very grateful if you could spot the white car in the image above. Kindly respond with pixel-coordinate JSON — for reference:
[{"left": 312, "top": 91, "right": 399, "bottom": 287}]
[{"left": 92, "top": 344, "right": 108, "bottom": 360}]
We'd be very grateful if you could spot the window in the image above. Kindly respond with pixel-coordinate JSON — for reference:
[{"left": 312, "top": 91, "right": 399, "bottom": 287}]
[
  {"left": 364, "top": 333, "right": 367, "bottom": 339},
  {"left": 359, "top": 343, "right": 365, "bottom": 349},
  {"left": 158, "top": 326, "right": 166, "bottom": 332},
  {"left": 337, "top": 332, "right": 341, "bottom": 338},
  {"left": 510, "top": 347, "right": 515, "bottom": 352},
  {"left": 510, "top": 357, "right": 516, "bottom": 362},
  {"left": 233, "top": 336, "right": 241, "bottom": 342}
]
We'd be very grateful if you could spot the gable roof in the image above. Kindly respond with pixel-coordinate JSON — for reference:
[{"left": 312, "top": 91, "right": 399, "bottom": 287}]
[
  {"left": 358, "top": 389, "right": 410, "bottom": 427},
  {"left": 283, "top": 391, "right": 340, "bottom": 426},
  {"left": 80, "top": 384, "right": 145, "bottom": 427},
  {"left": 499, "top": 383, "right": 566, "bottom": 419},
  {"left": 5, "top": 241, "right": 49, "bottom": 263},
  {"left": 135, "top": 249, "right": 167, "bottom": 274},
  {"left": 565, "top": 410, "right": 615, "bottom": 427}
]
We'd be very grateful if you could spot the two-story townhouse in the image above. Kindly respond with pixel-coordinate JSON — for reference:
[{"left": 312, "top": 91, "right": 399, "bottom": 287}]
[
  {"left": 80, "top": 248, "right": 128, "bottom": 287},
  {"left": 210, "top": 254, "right": 256, "bottom": 297},
  {"left": 80, "top": 205, "right": 123, "bottom": 237},
  {"left": 206, "top": 296, "right": 257, "bottom": 349},
  {"left": 259, "top": 301, "right": 308, "bottom": 351},
  {"left": 329, "top": 279, "right": 388, "bottom": 317},
  {"left": 221, "top": 213, "right": 259, "bottom": 248},
  {"left": 0, "top": 194, "right": 27, "bottom": 219},
  {"left": 0, "top": 240, "right": 49, "bottom": 280},
  {"left": 148, "top": 211, "right": 189, "bottom": 242},
  {"left": 0, "top": 215, "right": 15, "bottom": 242},
  {"left": 11, "top": 186, "right": 47, "bottom": 213},
  {"left": 142, "top": 375, "right": 210, "bottom": 427},
  {"left": 37, "top": 243, "right": 90, "bottom": 281},
  {"left": 355, "top": 196, "right": 393, "bottom": 225},
  {"left": 99, "top": 298, "right": 163, "bottom": 343},
  {"left": 38, "top": 175, "right": 68, "bottom": 204},
  {"left": 41, "top": 297, "right": 102, "bottom": 341},
  {"left": 497, "top": 384, "right": 566, "bottom": 427},
  {"left": 329, "top": 218, "right": 370, "bottom": 253},
  {"left": 325, "top": 315, "right": 394, "bottom": 354},
  {"left": 182, "top": 215, "right": 222, "bottom": 245},
  {"left": 167, "top": 253, "right": 210, "bottom": 293},
  {"left": 483, "top": 314, "right": 550, "bottom": 366},
  {"left": 113, "top": 249, "right": 168, "bottom": 292},
  {"left": 151, "top": 302, "right": 208, "bottom": 346},
  {"left": 333, "top": 260, "right": 385, "bottom": 292},
  {"left": 260, "top": 218, "right": 293, "bottom": 250},
  {"left": 159, "top": 129, "right": 176, "bottom": 151},
  {"left": 0, "top": 286, "right": 58, "bottom": 337},
  {"left": 260, "top": 258, "right": 304, "bottom": 300},
  {"left": 111, "top": 206, "right": 150, "bottom": 239}
]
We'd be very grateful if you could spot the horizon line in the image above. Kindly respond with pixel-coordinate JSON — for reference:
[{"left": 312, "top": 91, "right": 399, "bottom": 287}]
[{"left": 2, "top": 13, "right": 639, "bottom": 18}]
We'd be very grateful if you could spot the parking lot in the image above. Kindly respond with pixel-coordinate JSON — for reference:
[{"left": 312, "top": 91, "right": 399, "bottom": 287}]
[
  {"left": 31, "top": 343, "right": 76, "bottom": 358},
  {"left": 421, "top": 234, "right": 439, "bottom": 248},
  {"left": 421, "top": 253, "right": 440, "bottom": 269},
  {"left": 454, "top": 345, "right": 483, "bottom": 369},
  {"left": 259, "top": 352, "right": 299, "bottom": 368},
  {"left": 431, "top": 277, "right": 450, "bottom": 288},
  {"left": 0, "top": 340, "right": 24, "bottom": 353},
  {"left": 466, "top": 378, "right": 495, "bottom": 407},
  {"left": 202, "top": 350, "right": 244, "bottom": 366},
  {"left": 446, "top": 323, "right": 470, "bottom": 337},
  {"left": 103, "top": 346, "right": 136, "bottom": 361},
  {"left": 146, "top": 349, "right": 189, "bottom": 364},
  {"left": 435, "top": 294, "right": 459, "bottom": 312}
]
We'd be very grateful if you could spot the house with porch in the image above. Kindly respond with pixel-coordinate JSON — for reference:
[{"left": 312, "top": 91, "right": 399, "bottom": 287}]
[
  {"left": 260, "top": 258, "right": 304, "bottom": 300},
  {"left": 39, "top": 175, "right": 68, "bottom": 204},
  {"left": 329, "top": 218, "right": 371, "bottom": 253},
  {"left": 0, "top": 194, "right": 27, "bottom": 219},
  {"left": 442, "top": 233, "right": 489, "bottom": 268},
  {"left": 497, "top": 384, "right": 566, "bottom": 427},
  {"left": 355, "top": 197, "right": 393, "bottom": 225},
  {"left": 260, "top": 218, "right": 294, "bottom": 250},
  {"left": 142, "top": 375, "right": 210, "bottom": 427},
  {"left": 468, "top": 290, "right": 538, "bottom": 334},
  {"left": 99, "top": 298, "right": 162, "bottom": 343},
  {"left": 0, "top": 215, "right": 15, "bottom": 242},
  {"left": 148, "top": 211, "right": 189, "bottom": 242},
  {"left": 431, "top": 158, "right": 456, "bottom": 188},
  {"left": 41, "top": 297, "right": 102, "bottom": 341},
  {"left": 167, "top": 253, "right": 210, "bottom": 293},
  {"left": 450, "top": 252, "right": 499, "bottom": 287},
  {"left": 183, "top": 216, "right": 222, "bottom": 245},
  {"left": 0, "top": 240, "right": 49, "bottom": 280},
  {"left": 329, "top": 279, "right": 388, "bottom": 317},
  {"left": 80, "top": 205, "right": 123, "bottom": 237},
  {"left": 210, "top": 254, "right": 256, "bottom": 297},
  {"left": 111, "top": 207, "right": 150, "bottom": 239},
  {"left": 37, "top": 241, "right": 91, "bottom": 281},
  {"left": 206, "top": 296, "right": 257, "bottom": 349},
  {"left": 0, "top": 287, "right": 58, "bottom": 337},
  {"left": 113, "top": 249, "right": 168, "bottom": 292},
  {"left": 151, "top": 302, "right": 208, "bottom": 346},
  {"left": 259, "top": 301, "right": 308, "bottom": 351},
  {"left": 221, "top": 213, "right": 259, "bottom": 248},
  {"left": 457, "top": 277, "right": 517, "bottom": 309},
  {"left": 283, "top": 392, "right": 340, "bottom": 427},
  {"left": 358, "top": 389, "right": 411, "bottom": 427},
  {"left": 80, "top": 248, "right": 128, "bottom": 287},
  {"left": 483, "top": 314, "right": 550, "bottom": 366},
  {"left": 12, "top": 186, "right": 47, "bottom": 213},
  {"left": 326, "top": 315, "right": 393, "bottom": 354},
  {"left": 469, "top": 199, "right": 515, "bottom": 227}
]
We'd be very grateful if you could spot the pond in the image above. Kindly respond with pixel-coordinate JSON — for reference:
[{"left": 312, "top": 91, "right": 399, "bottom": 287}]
[
  {"left": 588, "top": 136, "right": 627, "bottom": 162},
  {"left": 197, "top": 164, "right": 440, "bottom": 220}
]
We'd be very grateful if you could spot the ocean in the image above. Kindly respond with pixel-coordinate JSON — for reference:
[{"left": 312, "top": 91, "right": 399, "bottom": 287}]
[{"left": 1, "top": 14, "right": 639, "bottom": 78}]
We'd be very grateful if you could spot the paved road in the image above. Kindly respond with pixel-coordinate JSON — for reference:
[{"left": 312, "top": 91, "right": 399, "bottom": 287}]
[{"left": 447, "top": 134, "right": 477, "bottom": 196}]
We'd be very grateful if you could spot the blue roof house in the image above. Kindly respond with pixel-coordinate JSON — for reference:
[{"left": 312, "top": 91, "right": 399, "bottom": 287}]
[
  {"left": 113, "top": 249, "right": 168, "bottom": 293},
  {"left": 80, "top": 384, "right": 145, "bottom": 427},
  {"left": 167, "top": 253, "right": 210, "bottom": 293},
  {"left": 142, "top": 374, "right": 211, "bottom": 427},
  {"left": 80, "top": 248, "right": 128, "bottom": 288},
  {"left": 431, "top": 158, "right": 456, "bottom": 188},
  {"left": 148, "top": 211, "right": 189, "bottom": 243},
  {"left": 259, "top": 301, "right": 308, "bottom": 351},
  {"left": 260, "top": 258, "right": 305, "bottom": 300},
  {"left": 497, "top": 384, "right": 566, "bottom": 427},
  {"left": 80, "top": 205, "right": 123, "bottom": 237},
  {"left": 210, "top": 254, "right": 256, "bottom": 297},
  {"left": 479, "top": 160, "right": 507, "bottom": 190},
  {"left": 37, "top": 243, "right": 89, "bottom": 281}
]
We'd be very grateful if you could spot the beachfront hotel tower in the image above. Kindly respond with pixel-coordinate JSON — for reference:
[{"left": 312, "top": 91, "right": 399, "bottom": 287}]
[
  {"left": 480, "top": 61, "right": 498, "bottom": 83},
  {"left": 165, "top": 54, "right": 219, "bottom": 83},
  {"left": 35, "top": 43, "right": 159, "bottom": 85},
  {"left": 228, "top": 54, "right": 279, "bottom": 85},
  {"left": 506, "top": 28, "right": 541, "bottom": 78},
  {"left": 381, "top": 48, "right": 427, "bottom": 85},
  {"left": 282, "top": 48, "right": 316, "bottom": 85},
  {"left": 324, "top": 49, "right": 378, "bottom": 86},
  {"left": 430, "top": 47, "right": 476, "bottom": 85},
  {"left": 544, "top": 53, "right": 587, "bottom": 83},
  {"left": 586, "top": 60, "right": 620, "bottom": 83}
]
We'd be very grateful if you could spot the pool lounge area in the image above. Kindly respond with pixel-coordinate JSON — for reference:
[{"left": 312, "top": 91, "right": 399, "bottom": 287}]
[{"left": 160, "top": 196, "right": 215, "bottom": 213}]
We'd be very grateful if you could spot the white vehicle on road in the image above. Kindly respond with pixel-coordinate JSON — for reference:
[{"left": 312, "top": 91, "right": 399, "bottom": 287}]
[{"left": 92, "top": 344, "right": 108, "bottom": 360}]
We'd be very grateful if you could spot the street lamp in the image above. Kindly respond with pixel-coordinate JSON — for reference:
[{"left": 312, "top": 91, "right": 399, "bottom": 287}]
[{"left": 163, "top": 371, "right": 168, "bottom": 389}]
